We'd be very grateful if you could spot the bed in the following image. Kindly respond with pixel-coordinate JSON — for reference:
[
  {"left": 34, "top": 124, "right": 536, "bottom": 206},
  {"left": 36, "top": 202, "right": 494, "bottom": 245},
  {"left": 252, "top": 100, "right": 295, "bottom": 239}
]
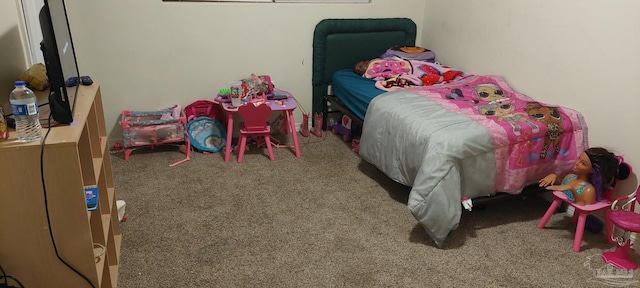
[
  {"left": 312, "top": 18, "right": 589, "bottom": 247},
  {"left": 312, "top": 18, "right": 416, "bottom": 127}
]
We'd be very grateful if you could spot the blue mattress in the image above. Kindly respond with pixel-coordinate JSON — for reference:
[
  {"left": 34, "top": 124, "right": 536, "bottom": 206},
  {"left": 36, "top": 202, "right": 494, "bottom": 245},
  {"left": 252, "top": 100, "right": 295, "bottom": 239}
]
[{"left": 331, "top": 69, "right": 385, "bottom": 120}]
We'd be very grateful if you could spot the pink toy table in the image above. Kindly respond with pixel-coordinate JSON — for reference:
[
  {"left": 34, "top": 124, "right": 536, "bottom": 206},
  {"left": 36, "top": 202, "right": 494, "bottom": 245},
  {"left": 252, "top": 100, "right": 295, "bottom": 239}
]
[{"left": 214, "top": 89, "right": 301, "bottom": 162}]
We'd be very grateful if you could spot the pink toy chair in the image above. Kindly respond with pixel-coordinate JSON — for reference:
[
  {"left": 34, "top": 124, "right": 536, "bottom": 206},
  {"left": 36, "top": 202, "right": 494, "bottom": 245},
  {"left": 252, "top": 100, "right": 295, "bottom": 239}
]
[
  {"left": 602, "top": 184, "right": 640, "bottom": 270},
  {"left": 537, "top": 156, "right": 631, "bottom": 252},
  {"left": 237, "top": 103, "right": 275, "bottom": 163}
]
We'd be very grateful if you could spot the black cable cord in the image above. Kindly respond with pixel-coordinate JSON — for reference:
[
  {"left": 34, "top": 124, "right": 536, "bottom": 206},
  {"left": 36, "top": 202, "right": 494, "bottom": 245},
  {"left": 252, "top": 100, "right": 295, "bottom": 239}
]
[
  {"left": 0, "top": 263, "right": 5, "bottom": 285},
  {"left": 0, "top": 264, "right": 24, "bottom": 288},
  {"left": 40, "top": 110, "right": 96, "bottom": 288}
]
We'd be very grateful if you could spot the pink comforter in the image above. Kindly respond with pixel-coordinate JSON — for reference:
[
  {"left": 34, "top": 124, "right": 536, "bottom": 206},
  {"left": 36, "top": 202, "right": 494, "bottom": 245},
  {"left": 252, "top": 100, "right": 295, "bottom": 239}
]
[{"left": 413, "top": 75, "right": 587, "bottom": 191}]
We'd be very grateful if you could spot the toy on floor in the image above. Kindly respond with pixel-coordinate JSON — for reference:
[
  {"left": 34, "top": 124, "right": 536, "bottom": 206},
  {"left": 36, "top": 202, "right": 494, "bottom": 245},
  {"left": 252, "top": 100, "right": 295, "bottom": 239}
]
[
  {"left": 537, "top": 151, "right": 629, "bottom": 252},
  {"left": 186, "top": 116, "right": 226, "bottom": 153},
  {"left": 351, "top": 138, "right": 360, "bottom": 153},
  {"left": 330, "top": 114, "right": 353, "bottom": 142},
  {"left": 602, "top": 183, "right": 640, "bottom": 270},
  {"left": 121, "top": 105, "right": 191, "bottom": 166},
  {"left": 111, "top": 142, "right": 122, "bottom": 152},
  {"left": 271, "top": 114, "right": 286, "bottom": 136}
]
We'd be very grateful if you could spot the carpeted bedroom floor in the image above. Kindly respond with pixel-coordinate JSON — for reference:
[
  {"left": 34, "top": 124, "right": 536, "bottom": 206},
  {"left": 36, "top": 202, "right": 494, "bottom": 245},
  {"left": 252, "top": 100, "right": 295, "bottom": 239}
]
[{"left": 112, "top": 132, "right": 639, "bottom": 287}]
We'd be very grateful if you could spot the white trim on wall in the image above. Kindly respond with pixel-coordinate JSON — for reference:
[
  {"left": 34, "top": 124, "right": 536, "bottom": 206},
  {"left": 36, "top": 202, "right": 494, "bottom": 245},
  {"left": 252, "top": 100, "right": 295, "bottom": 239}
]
[{"left": 19, "top": 0, "right": 44, "bottom": 65}]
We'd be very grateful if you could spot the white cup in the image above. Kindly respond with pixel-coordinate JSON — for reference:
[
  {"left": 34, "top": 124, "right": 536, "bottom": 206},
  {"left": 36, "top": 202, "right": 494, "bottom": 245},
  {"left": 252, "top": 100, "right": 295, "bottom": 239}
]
[
  {"left": 230, "top": 81, "right": 243, "bottom": 107},
  {"left": 230, "top": 95, "right": 242, "bottom": 107}
]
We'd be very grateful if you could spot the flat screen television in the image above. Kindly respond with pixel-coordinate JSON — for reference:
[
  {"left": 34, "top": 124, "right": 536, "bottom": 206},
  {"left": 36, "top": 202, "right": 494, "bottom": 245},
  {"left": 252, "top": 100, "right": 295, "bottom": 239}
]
[{"left": 39, "top": 0, "right": 79, "bottom": 124}]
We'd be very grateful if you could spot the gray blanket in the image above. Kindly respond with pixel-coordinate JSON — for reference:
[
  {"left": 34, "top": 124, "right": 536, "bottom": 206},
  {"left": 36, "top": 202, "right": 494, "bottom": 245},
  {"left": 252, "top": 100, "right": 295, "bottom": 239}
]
[{"left": 359, "top": 90, "right": 497, "bottom": 246}]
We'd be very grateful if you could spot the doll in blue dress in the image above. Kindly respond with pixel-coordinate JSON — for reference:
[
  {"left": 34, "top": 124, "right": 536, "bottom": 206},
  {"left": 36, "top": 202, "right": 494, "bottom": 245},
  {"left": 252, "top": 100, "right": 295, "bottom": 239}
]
[{"left": 538, "top": 147, "right": 619, "bottom": 206}]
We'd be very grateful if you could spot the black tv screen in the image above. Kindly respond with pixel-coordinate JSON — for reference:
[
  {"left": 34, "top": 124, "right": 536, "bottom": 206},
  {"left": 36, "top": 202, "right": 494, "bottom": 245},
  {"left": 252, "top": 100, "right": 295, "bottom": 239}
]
[{"left": 39, "top": 0, "right": 79, "bottom": 124}]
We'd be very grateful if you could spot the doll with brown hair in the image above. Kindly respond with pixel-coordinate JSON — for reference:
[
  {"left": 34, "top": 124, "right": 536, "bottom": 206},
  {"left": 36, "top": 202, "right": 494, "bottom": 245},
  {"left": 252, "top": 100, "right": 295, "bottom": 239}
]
[
  {"left": 538, "top": 147, "right": 619, "bottom": 205},
  {"left": 354, "top": 60, "right": 370, "bottom": 76}
]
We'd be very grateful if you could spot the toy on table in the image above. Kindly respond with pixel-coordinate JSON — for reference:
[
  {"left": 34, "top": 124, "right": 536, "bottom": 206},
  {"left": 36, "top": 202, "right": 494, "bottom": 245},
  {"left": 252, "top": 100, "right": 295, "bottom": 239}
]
[{"left": 248, "top": 92, "right": 268, "bottom": 104}]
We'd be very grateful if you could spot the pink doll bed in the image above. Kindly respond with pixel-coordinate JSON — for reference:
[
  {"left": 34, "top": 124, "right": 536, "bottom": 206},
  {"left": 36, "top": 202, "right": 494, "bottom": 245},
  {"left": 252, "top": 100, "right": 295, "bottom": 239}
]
[{"left": 121, "top": 105, "right": 190, "bottom": 166}]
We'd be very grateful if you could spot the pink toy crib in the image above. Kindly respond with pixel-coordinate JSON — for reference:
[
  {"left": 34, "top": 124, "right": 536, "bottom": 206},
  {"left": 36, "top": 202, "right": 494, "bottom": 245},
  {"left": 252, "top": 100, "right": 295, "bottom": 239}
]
[{"left": 121, "top": 105, "right": 190, "bottom": 166}]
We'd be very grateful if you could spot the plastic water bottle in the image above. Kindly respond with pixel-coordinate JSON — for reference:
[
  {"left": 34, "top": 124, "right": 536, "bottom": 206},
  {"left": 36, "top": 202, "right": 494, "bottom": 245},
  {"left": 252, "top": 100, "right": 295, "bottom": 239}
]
[{"left": 10, "top": 80, "right": 41, "bottom": 142}]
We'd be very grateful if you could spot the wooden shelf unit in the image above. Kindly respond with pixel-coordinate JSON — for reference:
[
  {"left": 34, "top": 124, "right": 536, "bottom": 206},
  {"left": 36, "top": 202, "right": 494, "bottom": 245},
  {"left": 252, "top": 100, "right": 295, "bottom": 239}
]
[{"left": 0, "top": 83, "right": 121, "bottom": 287}]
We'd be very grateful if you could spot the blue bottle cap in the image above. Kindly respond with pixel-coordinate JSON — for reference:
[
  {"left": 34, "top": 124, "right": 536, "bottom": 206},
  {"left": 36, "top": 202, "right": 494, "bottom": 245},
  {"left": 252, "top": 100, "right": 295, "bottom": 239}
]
[{"left": 14, "top": 80, "right": 26, "bottom": 86}]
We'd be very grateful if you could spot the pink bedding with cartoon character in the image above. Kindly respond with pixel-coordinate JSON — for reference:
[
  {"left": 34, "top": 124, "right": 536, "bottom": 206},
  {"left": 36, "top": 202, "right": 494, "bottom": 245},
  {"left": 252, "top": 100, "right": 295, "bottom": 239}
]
[
  {"left": 414, "top": 75, "right": 588, "bottom": 191},
  {"left": 358, "top": 74, "right": 588, "bottom": 247}
]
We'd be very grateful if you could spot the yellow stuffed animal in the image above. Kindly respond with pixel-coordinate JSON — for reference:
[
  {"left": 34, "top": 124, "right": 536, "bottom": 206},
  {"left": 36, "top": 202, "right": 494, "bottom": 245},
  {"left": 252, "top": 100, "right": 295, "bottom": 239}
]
[{"left": 19, "top": 63, "right": 49, "bottom": 91}]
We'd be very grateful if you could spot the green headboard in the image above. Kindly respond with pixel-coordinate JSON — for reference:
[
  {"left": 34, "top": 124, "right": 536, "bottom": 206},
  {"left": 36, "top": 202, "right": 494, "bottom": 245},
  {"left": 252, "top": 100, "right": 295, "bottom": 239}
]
[{"left": 312, "top": 18, "right": 417, "bottom": 116}]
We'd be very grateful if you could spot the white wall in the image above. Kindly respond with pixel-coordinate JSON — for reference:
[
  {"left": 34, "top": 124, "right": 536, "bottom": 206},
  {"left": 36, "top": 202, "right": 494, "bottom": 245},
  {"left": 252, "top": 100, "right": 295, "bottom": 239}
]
[
  {"left": 5, "top": 0, "right": 639, "bottom": 180},
  {"left": 422, "top": 0, "right": 640, "bottom": 188},
  {"left": 0, "top": 0, "right": 30, "bottom": 102},
  {"left": 61, "top": 0, "right": 425, "bottom": 140}
]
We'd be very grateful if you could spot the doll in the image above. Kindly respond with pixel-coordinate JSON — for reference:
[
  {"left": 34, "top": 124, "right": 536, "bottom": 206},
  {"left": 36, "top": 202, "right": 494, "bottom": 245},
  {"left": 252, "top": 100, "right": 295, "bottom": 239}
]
[
  {"left": 538, "top": 147, "right": 619, "bottom": 206},
  {"left": 354, "top": 60, "right": 369, "bottom": 76}
]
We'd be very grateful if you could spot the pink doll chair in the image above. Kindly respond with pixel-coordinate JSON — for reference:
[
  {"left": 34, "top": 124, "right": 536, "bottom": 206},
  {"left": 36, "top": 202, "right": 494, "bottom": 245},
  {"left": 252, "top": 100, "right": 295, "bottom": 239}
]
[
  {"left": 236, "top": 102, "right": 275, "bottom": 163},
  {"left": 537, "top": 156, "right": 631, "bottom": 252},
  {"left": 602, "top": 184, "right": 640, "bottom": 270}
]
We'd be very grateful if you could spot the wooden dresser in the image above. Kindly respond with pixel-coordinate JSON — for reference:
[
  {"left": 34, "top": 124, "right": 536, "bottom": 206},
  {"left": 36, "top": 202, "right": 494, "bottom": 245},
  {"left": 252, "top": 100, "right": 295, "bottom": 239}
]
[{"left": 0, "top": 82, "right": 121, "bottom": 287}]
